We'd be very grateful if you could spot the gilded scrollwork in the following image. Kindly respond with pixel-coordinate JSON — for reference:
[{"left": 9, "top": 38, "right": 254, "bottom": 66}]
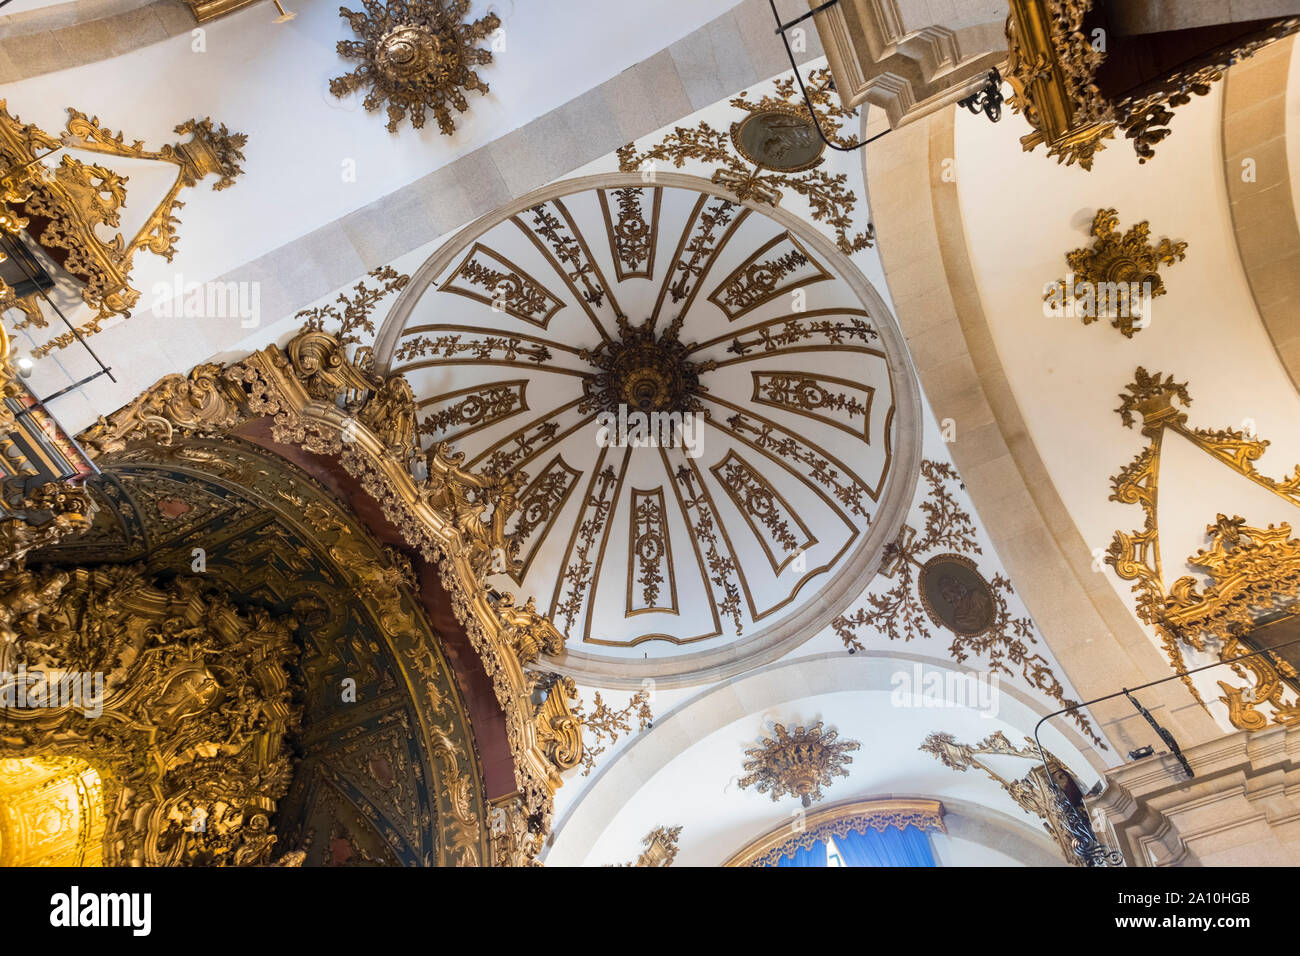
[
  {"left": 0, "top": 104, "right": 246, "bottom": 354},
  {"left": 1045, "top": 209, "right": 1187, "bottom": 337},
  {"left": 1106, "top": 367, "right": 1300, "bottom": 728}
]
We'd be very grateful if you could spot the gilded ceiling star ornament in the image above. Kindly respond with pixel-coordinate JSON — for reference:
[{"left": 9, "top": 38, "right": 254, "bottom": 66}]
[
  {"left": 739, "top": 721, "right": 860, "bottom": 808},
  {"left": 331, "top": 0, "right": 500, "bottom": 134},
  {"left": 1046, "top": 209, "right": 1187, "bottom": 337}
]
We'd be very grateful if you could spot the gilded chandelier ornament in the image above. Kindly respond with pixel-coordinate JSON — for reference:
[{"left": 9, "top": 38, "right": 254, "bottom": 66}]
[
  {"left": 331, "top": 0, "right": 500, "bottom": 134},
  {"left": 578, "top": 312, "right": 717, "bottom": 415},
  {"left": 739, "top": 721, "right": 860, "bottom": 808}
]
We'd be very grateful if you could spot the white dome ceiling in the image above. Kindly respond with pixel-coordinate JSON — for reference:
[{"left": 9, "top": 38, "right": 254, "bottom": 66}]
[{"left": 376, "top": 173, "right": 921, "bottom": 684}]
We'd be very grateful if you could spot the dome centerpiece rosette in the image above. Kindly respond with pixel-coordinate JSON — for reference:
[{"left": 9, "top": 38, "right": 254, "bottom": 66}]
[{"left": 374, "top": 174, "right": 922, "bottom": 686}]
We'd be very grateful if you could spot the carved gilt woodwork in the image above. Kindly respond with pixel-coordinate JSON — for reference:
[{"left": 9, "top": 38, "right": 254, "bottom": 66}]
[
  {"left": 74, "top": 269, "right": 585, "bottom": 835},
  {"left": 0, "top": 104, "right": 246, "bottom": 355},
  {"left": 0, "top": 562, "right": 302, "bottom": 867},
  {"left": 1005, "top": 1, "right": 1300, "bottom": 170},
  {"left": 738, "top": 721, "right": 860, "bottom": 808},
  {"left": 1106, "top": 368, "right": 1300, "bottom": 730}
]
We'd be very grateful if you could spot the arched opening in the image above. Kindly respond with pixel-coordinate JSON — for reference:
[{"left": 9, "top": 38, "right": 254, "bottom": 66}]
[{"left": 0, "top": 756, "right": 105, "bottom": 867}]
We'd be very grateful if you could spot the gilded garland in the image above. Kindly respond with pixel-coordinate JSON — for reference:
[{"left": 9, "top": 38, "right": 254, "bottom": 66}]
[
  {"left": 617, "top": 70, "right": 874, "bottom": 255},
  {"left": 332, "top": 0, "right": 500, "bottom": 134},
  {"left": 833, "top": 459, "right": 1103, "bottom": 746},
  {"left": 1105, "top": 367, "right": 1300, "bottom": 730}
]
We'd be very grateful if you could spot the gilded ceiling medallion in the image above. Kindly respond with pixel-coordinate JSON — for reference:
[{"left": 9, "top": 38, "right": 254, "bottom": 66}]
[
  {"left": 579, "top": 313, "right": 717, "bottom": 415},
  {"left": 739, "top": 721, "right": 860, "bottom": 807},
  {"left": 834, "top": 459, "right": 1103, "bottom": 747},
  {"left": 917, "top": 554, "right": 996, "bottom": 636},
  {"left": 331, "top": 0, "right": 500, "bottom": 134},
  {"left": 730, "top": 106, "right": 826, "bottom": 173}
]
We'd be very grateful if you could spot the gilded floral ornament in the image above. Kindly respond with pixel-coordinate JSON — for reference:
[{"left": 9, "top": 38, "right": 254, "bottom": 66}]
[
  {"left": 331, "top": 0, "right": 500, "bottom": 134},
  {"left": 920, "top": 731, "right": 1120, "bottom": 866},
  {"left": 739, "top": 721, "right": 860, "bottom": 808},
  {"left": 1046, "top": 209, "right": 1187, "bottom": 337},
  {"left": 616, "top": 825, "right": 682, "bottom": 867},
  {"left": 833, "top": 460, "right": 1103, "bottom": 746},
  {"left": 617, "top": 70, "right": 874, "bottom": 255}
]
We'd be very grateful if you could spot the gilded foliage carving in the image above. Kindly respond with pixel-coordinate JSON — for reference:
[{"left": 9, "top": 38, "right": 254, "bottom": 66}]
[
  {"left": 617, "top": 70, "right": 874, "bottom": 255},
  {"left": 834, "top": 460, "right": 1103, "bottom": 747},
  {"left": 920, "top": 731, "right": 1119, "bottom": 866},
  {"left": 571, "top": 686, "right": 651, "bottom": 776},
  {"left": 1046, "top": 209, "right": 1187, "bottom": 337}
]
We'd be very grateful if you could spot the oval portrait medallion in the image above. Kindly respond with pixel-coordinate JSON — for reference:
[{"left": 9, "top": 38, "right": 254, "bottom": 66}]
[
  {"left": 730, "top": 107, "right": 826, "bottom": 172},
  {"left": 917, "top": 554, "right": 997, "bottom": 636}
]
